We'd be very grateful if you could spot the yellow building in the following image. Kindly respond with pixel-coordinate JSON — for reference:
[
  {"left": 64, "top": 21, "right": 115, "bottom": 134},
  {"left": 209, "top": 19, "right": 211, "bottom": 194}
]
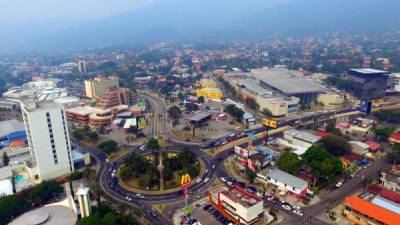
[
  {"left": 196, "top": 88, "right": 223, "bottom": 100},
  {"left": 199, "top": 78, "right": 218, "bottom": 88},
  {"left": 84, "top": 75, "right": 119, "bottom": 98}
]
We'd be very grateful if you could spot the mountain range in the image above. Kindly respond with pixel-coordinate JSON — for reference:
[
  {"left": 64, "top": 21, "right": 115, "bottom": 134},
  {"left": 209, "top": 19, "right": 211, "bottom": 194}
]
[{"left": 2, "top": 0, "right": 400, "bottom": 54}]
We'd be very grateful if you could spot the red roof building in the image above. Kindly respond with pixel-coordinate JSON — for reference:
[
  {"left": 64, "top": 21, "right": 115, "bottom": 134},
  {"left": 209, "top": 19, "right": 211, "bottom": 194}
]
[
  {"left": 344, "top": 195, "right": 400, "bottom": 225},
  {"left": 389, "top": 133, "right": 400, "bottom": 144},
  {"left": 364, "top": 141, "right": 381, "bottom": 152}
]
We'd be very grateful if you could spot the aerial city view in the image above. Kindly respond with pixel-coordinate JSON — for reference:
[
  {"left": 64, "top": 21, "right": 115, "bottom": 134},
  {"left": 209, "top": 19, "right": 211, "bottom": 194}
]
[{"left": 2, "top": 1, "right": 400, "bottom": 225}]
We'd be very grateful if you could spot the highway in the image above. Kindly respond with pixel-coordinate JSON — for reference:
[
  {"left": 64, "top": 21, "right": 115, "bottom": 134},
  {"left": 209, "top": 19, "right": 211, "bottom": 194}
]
[{"left": 78, "top": 92, "right": 400, "bottom": 225}]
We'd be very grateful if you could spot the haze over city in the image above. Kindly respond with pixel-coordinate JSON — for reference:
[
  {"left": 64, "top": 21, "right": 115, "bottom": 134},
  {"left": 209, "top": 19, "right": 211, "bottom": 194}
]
[{"left": 1, "top": 1, "right": 400, "bottom": 225}]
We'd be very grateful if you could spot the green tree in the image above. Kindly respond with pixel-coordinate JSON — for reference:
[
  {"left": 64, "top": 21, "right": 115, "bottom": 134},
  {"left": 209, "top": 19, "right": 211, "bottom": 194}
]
[
  {"left": 98, "top": 140, "right": 118, "bottom": 154},
  {"left": 245, "top": 168, "right": 257, "bottom": 184},
  {"left": 146, "top": 137, "right": 160, "bottom": 150},
  {"left": 325, "top": 122, "right": 341, "bottom": 135},
  {"left": 387, "top": 143, "right": 400, "bottom": 164},
  {"left": 168, "top": 105, "right": 182, "bottom": 119},
  {"left": 72, "top": 129, "right": 84, "bottom": 140},
  {"left": 102, "top": 212, "right": 119, "bottom": 225},
  {"left": 225, "top": 104, "right": 244, "bottom": 122},
  {"left": 127, "top": 125, "right": 139, "bottom": 135},
  {"left": 277, "top": 152, "right": 302, "bottom": 175},
  {"left": 197, "top": 96, "right": 205, "bottom": 104},
  {"left": 2, "top": 152, "right": 10, "bottom": 166},
  {"left": 375, "top": 127, "right": 395, "bottom": 141},
  {"left": 319, "top": 135, "right": 351, "bottom": 156},
  {"left": 245, "top": 98, "right": 260, "bottom": 111},
  {"left": 87, "top": 131, "right": 99, "bottom": 142},
  {"left": 261, "top": 108, "right": 273, "bottom": 118}
]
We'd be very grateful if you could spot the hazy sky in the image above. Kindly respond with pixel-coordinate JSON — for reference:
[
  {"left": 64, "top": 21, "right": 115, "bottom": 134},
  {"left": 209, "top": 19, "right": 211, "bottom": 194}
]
[{"left": 0, "top": 0, "right": 152, "bottom": 22}]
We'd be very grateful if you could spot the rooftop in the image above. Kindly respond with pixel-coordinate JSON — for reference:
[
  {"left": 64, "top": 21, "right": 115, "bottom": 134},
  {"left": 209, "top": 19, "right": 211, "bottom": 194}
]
[
  {"left": 9, "top": 205, "right": 77, "bottom": 225},
  {"left": 348, "top": 68, "right": 389, "bottom": 75},
  {"left": 345, "top": 195, "right": 400, "bottom": 225},
  {"left": 0, "top": 120, "right": 25, "bottom": 138},
  {"left": 187, "top": 111, "right": 212, "bottom": 122},
  {"left": 221, "top": 186, "right": 262, "bottom": 208},
  {"left": 284, "top": 129, "right": 321, "bottom": 143},
  {"left": 371, "top": 196, "right": 400, "bottom": 214},
  {"left": 250, "top": 68, "right": 324, "bottom": 94},
  {"left": 266, "top": 169, "right": 308, "bottom": 192}
]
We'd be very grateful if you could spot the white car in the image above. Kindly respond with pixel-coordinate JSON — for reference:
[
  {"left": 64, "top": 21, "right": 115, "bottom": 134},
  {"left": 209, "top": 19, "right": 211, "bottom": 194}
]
[
  {"left": 293, "top": 210, "right": 303, "bottom": 216},
  {"left": 125, "top": 196, "right": 132, "bottom": 201},
  {"left": 196, "top": 178, "right": 202, "bottom": 184},
  {"left": 205, "top": 169, "right": 209, "bottom": 174},
  {"left": 203, "top": 178, "right": 210, "bottom": 183},
  {"left": 135, "top": 193, "right": 144, "bottom": 199},
  {"left": 139, "top": 146, "right": 146, "bottom": 151},
  {"left": 212, "top": 164, "right": 216, "bottom": 169},
  {"left": 282, "top": 204, "right": 292, "bottom": 211},
  {"left": 293, "top": 205, "right": 301, "bottom": 211},
  {"left": 105, "top": 158, "right": 109, "bottom": 163},
  {"left": 220, "top": 177, "right": 226, "bottom": 183},
  {"left": 226, "top": 181, "right": 233, "bottom": 186}
]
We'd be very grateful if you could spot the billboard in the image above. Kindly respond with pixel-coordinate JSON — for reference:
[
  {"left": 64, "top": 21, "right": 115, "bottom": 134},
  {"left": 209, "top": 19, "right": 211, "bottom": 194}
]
[
  {"left": 360, "top": 101, "right": 372, "bottom": 115},
  {"left": 262, "top": 118, "right": 278, "bottom": 128}
]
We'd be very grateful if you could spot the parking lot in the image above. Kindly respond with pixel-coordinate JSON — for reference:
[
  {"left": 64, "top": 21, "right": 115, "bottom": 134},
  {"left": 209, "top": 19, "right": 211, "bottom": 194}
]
[{"left": 188, "top": 204, "right": 233, "bottom": 225}]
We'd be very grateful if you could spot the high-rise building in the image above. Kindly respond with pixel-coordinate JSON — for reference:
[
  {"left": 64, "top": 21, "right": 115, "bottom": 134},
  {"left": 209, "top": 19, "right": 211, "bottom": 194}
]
[
  {"left": 95, "top": 87, "right": 136, "bottom": 108},
  {"left": 21, "top": 100, "right": 74, "bottom": 181},
  {"left": 78, "top": 60, "right": 87, "bottom": 75},
  {"left": 84, "top": 75, "right": 119, "bottom": 99},
  {"left": 346, "top": 68, "right": 390, "bottom": 101},
  {"left": 77, "top": 186, "right": 91, "bottom": 218}
]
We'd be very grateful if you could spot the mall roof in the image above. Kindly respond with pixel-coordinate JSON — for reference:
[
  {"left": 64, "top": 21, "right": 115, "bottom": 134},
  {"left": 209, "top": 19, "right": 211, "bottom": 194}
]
[
  {"left": 348, "top": 68, "right": 389, "bottom": 75},
  {"left": 0, "top": 120, "right": 25, "bottom": 138},
  {"left": 251, "top": 68, "right": 324, "bottom": 94},
  {"left": 345, "top": 196, "right": 400, "bottom": 225}
]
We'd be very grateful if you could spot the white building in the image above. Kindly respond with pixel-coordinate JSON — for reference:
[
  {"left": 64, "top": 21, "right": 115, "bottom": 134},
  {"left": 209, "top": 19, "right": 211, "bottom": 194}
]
[
  {"left": 259, "top": 168, "right": 309, "bottom": 197},
  {"left": 21, "top": 100, "right": 74, "bottom": 181},
  {"left": 389, "top": 73, "right": 400, "bottom": 92},
  {"left": 209, "top": 186, "right": 264, "bottom": 225},
  {"left": 277, "top": 129, "right": 321, "bottom": 155},
  {"left": 77, "top": 186, "right": 91, "bottom": 218},
  {"left": 84, "top": 75, "right": 119, "bottom": 98}
]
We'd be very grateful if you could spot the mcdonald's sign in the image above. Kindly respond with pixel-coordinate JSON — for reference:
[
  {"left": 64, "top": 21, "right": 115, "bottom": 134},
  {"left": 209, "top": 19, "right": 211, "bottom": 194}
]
[
  {"left": 180, "top": 173, "right": 191, "bottom": 188},
  {"left": 262, "top": 118, "right": 278, "bottom": 129}
]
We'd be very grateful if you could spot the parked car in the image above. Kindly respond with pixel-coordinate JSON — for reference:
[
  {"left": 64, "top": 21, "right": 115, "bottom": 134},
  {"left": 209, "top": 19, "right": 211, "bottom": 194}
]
[
  {"left": 196, "top": 178, "right": 202, "bottom": 184},
  {"left": 203, "top": 178, "right": 210, "bottom": 183},
  {"left": 220, "top": 177, "right": 227, "bottom": 183}
]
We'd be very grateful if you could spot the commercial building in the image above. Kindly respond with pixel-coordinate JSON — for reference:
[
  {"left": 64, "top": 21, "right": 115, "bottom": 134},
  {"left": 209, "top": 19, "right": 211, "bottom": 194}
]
[
  {"left": 3, "top": 79, "right": 68, "bottom": 101},
  {"left": 0, "top": 120, "right": 26, "bottom": 148},
  {"left": 346, "top": 68, "right": 390, "bottom": 101},
  {"left": 336, "top": 117, "right": 374, "bottom": 140},
  {"left": 389, "top": 73, "right": 400, "bottom": 92},
  {"left": 227, "top": 76, "right": 299, "bottom": 117},
  {"left": 381, "top": 166, "right": 400, "bottom": 193},
  {"left": 21, "top": 100, "right": 74, "bottom": 181},
  {"left": 186, "top": 111, "right": 212, "bottom": 125},
  {"left": 77, "top": 60, "right": 87, "bottom": 75},
  {"left": 234, "top": 145, "right": 279, "bottom": 172},
  {"left": 258, "top": 168, "right": 309, "bottom": 198},
  {"left": 199, "top": 78, "right": 218, "bottom": 88},
  {"left": 208, "top": 186, "right": 264, "bottom": 225},
  {"left": 343, "top": 195, "right": 400, "bottom": 225},
  {"left": 77, "top": 186, "right": 91, "bottom": 218},
  {"left": 66, "top": 104, "right": 128, "bottom": 126},
  {"left": 277, "top": 129, "right": 321, "bottom": 155},
  {"left": 195, "top": 87, "right": 223, "bottom": 100},
  {"left": 95, "top": 87, "right": 136, "bottom": 108},
  {"left": 84, "top": 75, "right": 119, "bottom": 98},
  {"left": 251, "top": 68, "right": 324, "bottom": 104}
]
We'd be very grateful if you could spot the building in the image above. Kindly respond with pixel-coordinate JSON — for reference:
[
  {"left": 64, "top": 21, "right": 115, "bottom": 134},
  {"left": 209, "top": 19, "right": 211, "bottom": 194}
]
[
  {"left": 343, "top": 195, "right": 400, "bottom": 225},
  {"left": 66, "top": 104, "right": 128, "bottom": 126},
  {"left": 0, "top": 120, "right": 26, "bottom": 148},
  {"left": 21, "top": 100, "right": 74, "bottom": 181},
  {"left": 208, "top": 186, "right": 264, "bottom": 225},
  {"left": 199, "top": 78, "right": 218, "bottom": 88},
  {"left": 389, "top": 73, "right": 400, "bottom": 92},
  {"left": 277, "top": 129, "right": 321, "bottom": 155},
  {"left": 346, "top": 68, "right": 390, "bottom": 101},
  {"left": 381, "top": 166, "right": 400, "bottom": 192},
  {"left": 234, "top": 145, "right": 279, "bottom": 172},
  {"left": 95, "top": 87, "right": 136, "bottom": 108},
  {"left": 77, "top": 186, "right": 91, "bottom": 218},
  {"left": 225, "top": 75, "right": 299, "bottom": 117},
  {"left": 349, "top": 141, "right": 370, "bottom": 155},
  {"left": 336, "top": 117, "right": 374, "bottom": 140},
  {"left": 3, "top": 79, "right": 68, "bottom": 101},
  {"left": 195, "top": 87, "right": 223, "bottom": 100},
  {"left": 84, "top": 75, "right": 119, "bottom": 98},
  {"left": 77, "top": 60, "right": 87, "bottom": 75},
  {"left": 186, "top": 112, "right": 212, "bottom": 125},
  {"left": 258, "top": 169, "right": 309, "bottom": 198},
  {"left": 251, "top": 68, "right": 324, "bottom": 104},
  {"left": 317, "top": 93, "right": 344, "bottom": 108},
  {"left": 9, "top": 205, "right": 77, "bottom": 225}
]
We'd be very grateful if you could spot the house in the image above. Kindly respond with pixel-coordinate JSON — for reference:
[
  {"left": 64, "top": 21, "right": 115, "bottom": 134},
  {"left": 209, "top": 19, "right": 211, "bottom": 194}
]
[
  {"left": 234, "top": 146, "right": 279, "bottom": 172},
  {"left": 277, "top": 129, "right": 321, "bottom": 155},
  {"left": 364, "top": 141, "right": 381, "bottom": 159},
  {"left": 381, "top": 166, "right": 400, "bottom": 193},
  {"left": 349, "top": 141, "right": 369, "bottom": 155},
  {"left": 258, "top": 168, "right": 309, "bottom": 198},
  {"left": 389, "top": 133, "right": 400, "bottom": 144}
]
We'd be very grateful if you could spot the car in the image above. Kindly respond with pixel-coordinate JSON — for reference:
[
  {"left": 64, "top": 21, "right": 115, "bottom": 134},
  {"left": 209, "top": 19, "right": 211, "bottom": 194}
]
[
  {"left": 212, "top": 164, "right": 216, "bottom": 169},
  {"left": 203, "top": 204, "right": 211, "bottom": 211},
  {"left": 105, "top": 158, "right": 109, "bottom": 163},
  {"left": 150, "top": 211, "right": 157, "bottom": 218},
  {"left": 204, "top": 178, "right": 210, "bottom": 183},
  {"left": 267, "top": 195, "right": 278, "bottom": 203},
  {"left": 196, "top": 178, "right": 202, "bottom": 184},
  {"left": 139, "top": 146, "right": 146, "bottom": 151},
  {"left": 292, "top": 205, "right": 301, "bottom": 210},
  {"left": 236, "top": 181, "right": 245, "bottom": 188},
  {"left": 135, "top": 193, "right": 144, "bottom": 199},
  {"left": 205, "top": 169, "right": 209, "bottom": 174},
  {"left": 335, "top": 180, "right": 343, "bottom": 188},
  {"left": 220, "top": 177, "right": 226, "bottom": 183},
  {"left": 282, "top": 204, "right": 292, "bottom": 211},
  {"left": 226, "top": 181, "right": 233, "bottom": 186},
  {"left": 246, "top": 186, "right": 257, "bottom": 193},
  {"left": 125, "top": 196, "right": 132, "bottom": 201},
  {"left": 111, "top": 172, "right": 116, "bottom": 177},
  {"left": 293, "top": 210, "right": 304, "bottom": 216}
]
